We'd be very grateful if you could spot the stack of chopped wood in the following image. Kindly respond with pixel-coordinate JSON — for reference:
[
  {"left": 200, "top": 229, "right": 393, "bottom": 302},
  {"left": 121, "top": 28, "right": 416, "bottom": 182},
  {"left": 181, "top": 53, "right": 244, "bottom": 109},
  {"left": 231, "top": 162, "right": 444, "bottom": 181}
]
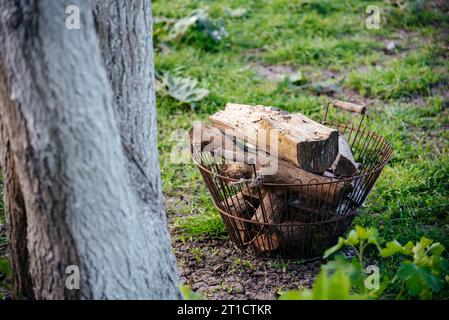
[{"left": 190, "top": 103, "right": 360, "bottom": 252}]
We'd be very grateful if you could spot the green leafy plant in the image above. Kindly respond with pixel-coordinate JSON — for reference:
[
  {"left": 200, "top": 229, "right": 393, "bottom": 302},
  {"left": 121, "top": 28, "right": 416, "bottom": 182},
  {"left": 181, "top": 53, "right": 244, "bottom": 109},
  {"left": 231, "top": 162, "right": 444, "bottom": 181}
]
[
  {"left": 324, "top": 226, "right": 381, "bottom": 267},
  {"left": 180, "top": 284, "right": 202, "bottom": 300},
  {"left": 0, "top": 257, "right": 11, "bottom": 293},
  {"left": 189, "top": 247, "right": 204, "bottom": 263},
  {"left": 279, "top": 226, "right": 449, "bottom": 300},
  {"left": 156, "top": 71, "right": 209, "bottom": 109},
  {"left": 382, "top": 237, "right": 448, "bottom": 299},
  {"left": 280, "top": 268, "right": 364, "bottom": 300},
  {"left": 153, "top": 9, "right": 227, "bottom": 51}
]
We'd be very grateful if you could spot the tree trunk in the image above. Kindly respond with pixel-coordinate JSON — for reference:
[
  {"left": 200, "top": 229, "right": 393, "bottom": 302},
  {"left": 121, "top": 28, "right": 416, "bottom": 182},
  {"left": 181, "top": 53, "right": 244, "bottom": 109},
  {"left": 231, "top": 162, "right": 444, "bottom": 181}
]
[{"left": 0, "top": 0, "right": 180, "bottom": 299}]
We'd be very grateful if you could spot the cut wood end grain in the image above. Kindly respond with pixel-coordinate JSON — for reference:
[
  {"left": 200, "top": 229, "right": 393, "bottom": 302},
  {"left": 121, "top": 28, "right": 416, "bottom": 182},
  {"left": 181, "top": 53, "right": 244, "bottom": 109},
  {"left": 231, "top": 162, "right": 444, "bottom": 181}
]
[{"left": 330, "top": 134, "right": 359, "bottom": 176}]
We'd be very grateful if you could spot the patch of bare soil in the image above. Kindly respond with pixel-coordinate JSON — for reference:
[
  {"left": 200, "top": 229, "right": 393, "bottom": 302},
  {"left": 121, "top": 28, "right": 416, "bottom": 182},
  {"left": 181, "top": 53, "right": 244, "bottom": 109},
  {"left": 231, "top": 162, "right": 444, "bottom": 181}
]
[
  {"left": 431, "top": 81, "right": 449, "bottom": 102},
  {"left": 250, "top": 63, "right": 300, "bottom": 82},
  {"left": 169, "top": 213, "right": 321, "bottom": 300},
  {"left": 172, "top": 236, "right": 320, "bottom": 300},
  {"left": 248, "top": 58, "right": 371, "bottom": 106},
  {"left": 244, "top": 47, "right": 267, "bottom": 59}
]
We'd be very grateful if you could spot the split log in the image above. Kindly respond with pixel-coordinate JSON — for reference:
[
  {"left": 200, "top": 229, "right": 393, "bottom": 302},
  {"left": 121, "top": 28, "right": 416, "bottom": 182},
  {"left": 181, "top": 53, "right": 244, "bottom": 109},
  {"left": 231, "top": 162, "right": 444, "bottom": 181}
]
[
  {"left": 240, "top": 186, "right": 260, "bottom": 199},
  {"left": 224, "top": 192, "right": 251, "bottom": 214},
  {"left": 288, "top": 196, "right": 340, "bottom": 222},
  {"left": 323, "top": 170, "right": 337, "bottom": 179},
  {"left": 251, "top": 192, "right": 284, "bottom": 251},
  {"left": 220, "top": 159, "right": 264, "bottom": 200},
  {"left": 190, "top": 121, "right": 237, "bottom": 156},
  {"left": 330, "top": 134, "right": 358, "bottom": 176},
  {"left": 222, "top": 192, "right": 252, "bottom": 244},
  {"left": 252, "top": 192, "right": 286, "bottom": 224},
  {"left": 210, "top": 103, "right": 339, "bottom": 173},
  {"left": 190, "top": 123, "right": 264, "bottom": 200},
  {"left": 252, "top": 233, "right": 279, "bottom": 252}
]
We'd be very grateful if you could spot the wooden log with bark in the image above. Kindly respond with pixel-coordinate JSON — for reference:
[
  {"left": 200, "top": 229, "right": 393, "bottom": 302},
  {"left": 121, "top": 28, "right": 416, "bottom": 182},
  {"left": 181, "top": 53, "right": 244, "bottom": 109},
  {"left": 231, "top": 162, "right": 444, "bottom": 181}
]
[
  {"left": 222, "top": 192, "right": 252, "bottom": 244},
  {"left": 252, "top": 233, "right": 279, "bottom": 252},
  {"left": 250, "top": 192, "right": 286, "bottom": 252},
  {"left": 210, "top": 103, "right": 339, "bottom": 173},
  {"left": 252, "top": 192, "right": 286, "bottom": 224},
  {"left": 221, "top": 163, "right": 254, "bottom": 179}
]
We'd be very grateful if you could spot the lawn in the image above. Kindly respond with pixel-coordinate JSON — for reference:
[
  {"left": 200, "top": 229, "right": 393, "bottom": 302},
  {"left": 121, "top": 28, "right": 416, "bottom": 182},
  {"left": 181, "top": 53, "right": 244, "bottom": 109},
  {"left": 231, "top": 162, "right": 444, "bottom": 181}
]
[{"left": 154, "top": 0, "right": 449, "bottom": 297}]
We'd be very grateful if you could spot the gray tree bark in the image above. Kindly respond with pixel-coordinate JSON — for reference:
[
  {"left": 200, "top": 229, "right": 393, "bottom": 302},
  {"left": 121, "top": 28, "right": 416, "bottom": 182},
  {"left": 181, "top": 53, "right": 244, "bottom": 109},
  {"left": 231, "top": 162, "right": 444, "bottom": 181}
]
[{"left": 0, "top": 0, "right": 180, "bottom": 299}]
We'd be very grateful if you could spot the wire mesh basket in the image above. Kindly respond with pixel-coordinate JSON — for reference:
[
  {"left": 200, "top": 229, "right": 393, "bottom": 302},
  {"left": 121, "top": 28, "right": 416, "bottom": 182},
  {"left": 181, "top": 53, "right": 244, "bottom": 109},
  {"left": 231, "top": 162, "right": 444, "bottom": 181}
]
[{"left": 192, "top": 100, "right": 393, "bottom": 259}]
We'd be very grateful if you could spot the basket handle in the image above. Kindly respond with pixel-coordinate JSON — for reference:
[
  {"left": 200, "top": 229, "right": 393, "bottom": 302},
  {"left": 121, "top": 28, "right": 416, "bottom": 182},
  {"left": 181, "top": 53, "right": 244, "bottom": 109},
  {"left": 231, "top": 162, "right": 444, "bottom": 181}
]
[
  {"left": 323, "top": 99, "right": 367, "bottom": 128},
  {"left": 331, "top": 99, "right": 366, "bottom": 114}
]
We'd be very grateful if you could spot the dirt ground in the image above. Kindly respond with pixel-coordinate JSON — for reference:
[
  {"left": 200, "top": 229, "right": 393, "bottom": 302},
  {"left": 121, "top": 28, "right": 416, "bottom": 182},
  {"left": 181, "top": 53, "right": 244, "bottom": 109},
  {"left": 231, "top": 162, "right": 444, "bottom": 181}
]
[{"left": 171, "top": 232, "right": 321, "bottom": 300}]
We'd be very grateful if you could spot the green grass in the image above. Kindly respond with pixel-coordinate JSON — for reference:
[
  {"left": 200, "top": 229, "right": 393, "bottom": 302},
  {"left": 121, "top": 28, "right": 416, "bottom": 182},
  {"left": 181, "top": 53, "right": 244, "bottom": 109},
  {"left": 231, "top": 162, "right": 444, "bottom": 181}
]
[
  {"left": 345, "top": 49, "right": 448, "bottom": 99},
  {"left": 0, "top": 0, "right": 447, "bottom": 295},
  {"left": 154, "top": 0, "right": 449, "bottom": 251},
  {"left": 357, "top": 96, "right": 449, "bottom": 246}
]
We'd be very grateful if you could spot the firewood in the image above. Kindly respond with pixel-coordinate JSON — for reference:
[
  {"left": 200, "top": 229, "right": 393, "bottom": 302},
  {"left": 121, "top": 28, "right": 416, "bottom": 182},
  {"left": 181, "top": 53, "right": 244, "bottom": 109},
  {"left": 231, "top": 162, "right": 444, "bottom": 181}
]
[
  {"left": 220, "top": 158, "right": 265, "bottom": 200},
  {"left": 222, "top": 192, "right": 252, "bottom": 244},
  {"left": 190, "top": 121, "right": 227, "bottom": 150},
  {"left": 252, "top": 192, "right": 286, "bottom": 224},
  {"left": 242, "top": 186, "right": 267, "bottom": 200},
  {"left": 288, "top": 195, "right": 340, "bottom": 222},
  {"left": 250, "top": 192, "right": 284, "bottom": 251},
  {"left": 258, "top": 158, "right": 352, "bottom": 204},
  {"left": 191, "top": 123, "right": 350, "bottom": 203},
  {"left": 210, "top": 103, "right": 339, "bottom": 173},
  {"left": 323, "top": 170, "right": 337, "bottom": 179},
  {"left": 222, "top": 162, "right": 253, "bottom": 179},
  {"left": 253, "top": 232, "right": 279, "bottom": 252},
  {"left": 190, "top": 122, "right": 259, "bottom": 167},
  {"left": 225, "top": 192, "right": 250, "bottom": 213},
  {"left": 330, "top": 134, "right": 358, "bottom": 176},
  {"left": 277, "top": 221, "right": 307, "bottom": 243}
]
